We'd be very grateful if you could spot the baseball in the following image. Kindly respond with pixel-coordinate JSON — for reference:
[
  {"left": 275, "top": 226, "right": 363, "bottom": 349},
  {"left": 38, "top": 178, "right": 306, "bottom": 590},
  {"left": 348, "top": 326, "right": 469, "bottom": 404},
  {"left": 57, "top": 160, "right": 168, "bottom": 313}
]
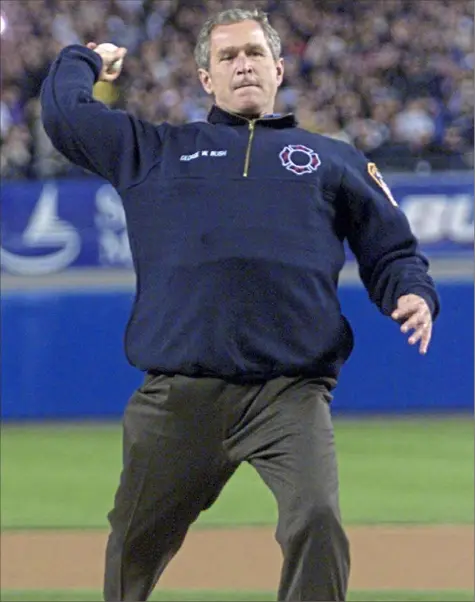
[{"left": 95, "top": 42, "right": 124, "bottom": 73}]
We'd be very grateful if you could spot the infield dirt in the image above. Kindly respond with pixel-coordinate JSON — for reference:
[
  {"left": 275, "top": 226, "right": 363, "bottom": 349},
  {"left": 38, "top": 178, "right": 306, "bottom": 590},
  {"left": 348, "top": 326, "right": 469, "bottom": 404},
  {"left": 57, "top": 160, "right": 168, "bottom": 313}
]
[{"left": 1, "top": 525, "right": 473, "bottom": 592}]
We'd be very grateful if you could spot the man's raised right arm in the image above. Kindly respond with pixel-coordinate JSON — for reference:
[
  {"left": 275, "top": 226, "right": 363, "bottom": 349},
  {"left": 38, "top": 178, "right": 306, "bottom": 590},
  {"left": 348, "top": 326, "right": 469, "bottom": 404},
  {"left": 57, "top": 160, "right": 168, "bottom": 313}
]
[{"left": 40, "top": 44, "right": 167, "bottom": 190}]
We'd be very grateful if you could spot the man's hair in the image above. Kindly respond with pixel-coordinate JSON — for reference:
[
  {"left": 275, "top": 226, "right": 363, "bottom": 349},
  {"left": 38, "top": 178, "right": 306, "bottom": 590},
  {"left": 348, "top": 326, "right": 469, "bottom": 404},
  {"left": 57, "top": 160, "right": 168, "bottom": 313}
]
[{"left": 194, "top": 8, "right": 282, "bottom": 70}]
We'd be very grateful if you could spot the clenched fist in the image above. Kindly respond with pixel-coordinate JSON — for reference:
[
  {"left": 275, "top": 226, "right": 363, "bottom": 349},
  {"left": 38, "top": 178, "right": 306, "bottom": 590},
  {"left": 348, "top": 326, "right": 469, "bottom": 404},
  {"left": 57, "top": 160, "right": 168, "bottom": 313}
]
[{"left": 87, "top": 42, "right": 127, "bottom": 82}]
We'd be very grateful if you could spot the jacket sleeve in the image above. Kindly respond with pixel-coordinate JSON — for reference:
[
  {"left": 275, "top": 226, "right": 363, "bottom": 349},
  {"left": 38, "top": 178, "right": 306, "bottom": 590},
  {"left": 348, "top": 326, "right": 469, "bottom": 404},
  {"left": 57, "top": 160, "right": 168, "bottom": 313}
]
[
  {"left": 338, "top": 147, "right": 440, "bottom": 319},
  {"left": 40, "top": 45, "right": 167, "bottom": 190}
]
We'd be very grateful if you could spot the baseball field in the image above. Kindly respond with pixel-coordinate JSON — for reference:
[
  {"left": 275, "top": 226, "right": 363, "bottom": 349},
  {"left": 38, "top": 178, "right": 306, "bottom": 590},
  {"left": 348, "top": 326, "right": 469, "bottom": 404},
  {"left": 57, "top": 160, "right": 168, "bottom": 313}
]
[{"left": 1, "top": 416, "right": 473, "bottom": 601}]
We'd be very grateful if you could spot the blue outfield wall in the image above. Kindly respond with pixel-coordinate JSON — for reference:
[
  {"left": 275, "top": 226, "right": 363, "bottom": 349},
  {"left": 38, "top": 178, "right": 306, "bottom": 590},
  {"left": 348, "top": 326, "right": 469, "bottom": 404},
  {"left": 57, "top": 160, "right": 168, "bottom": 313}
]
[
  {"left": 1, "top": 172, "right": 473, "bottom": 273},
  {"left": 1, "top": 281, "right": 473, "bottom": 420},
  {"left": 1, "top": 172, "right": 473, "bottom": 419}
]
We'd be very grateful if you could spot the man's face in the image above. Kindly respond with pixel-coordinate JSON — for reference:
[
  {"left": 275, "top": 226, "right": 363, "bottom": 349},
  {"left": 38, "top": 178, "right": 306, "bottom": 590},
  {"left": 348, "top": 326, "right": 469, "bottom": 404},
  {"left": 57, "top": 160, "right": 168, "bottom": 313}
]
[{"left": 198, "top": 20, "right": 284, "bottom": 117}]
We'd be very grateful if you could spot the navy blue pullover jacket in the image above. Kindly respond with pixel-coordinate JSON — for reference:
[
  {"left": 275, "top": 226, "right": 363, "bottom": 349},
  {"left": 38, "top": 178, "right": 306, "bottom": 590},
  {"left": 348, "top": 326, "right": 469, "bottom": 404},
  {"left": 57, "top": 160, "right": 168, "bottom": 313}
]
[{"left": 41, "top": 45, "right": 440, "bottom": 382}]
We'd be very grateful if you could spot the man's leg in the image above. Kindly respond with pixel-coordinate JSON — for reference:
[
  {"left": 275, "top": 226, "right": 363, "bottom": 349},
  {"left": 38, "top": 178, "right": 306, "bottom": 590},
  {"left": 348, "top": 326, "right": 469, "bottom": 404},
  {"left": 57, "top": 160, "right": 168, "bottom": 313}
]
[
  {"left": 104, "top": 374, "right": 235, "bottom": 602},
  {"left": 224, "top": 377, "right": 350, "bottom": 601}
]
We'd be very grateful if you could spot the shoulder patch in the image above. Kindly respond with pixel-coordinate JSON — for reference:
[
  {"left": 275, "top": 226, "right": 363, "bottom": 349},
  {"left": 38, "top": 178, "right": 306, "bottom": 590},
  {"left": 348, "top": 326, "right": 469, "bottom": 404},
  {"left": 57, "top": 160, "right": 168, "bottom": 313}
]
[{"left": 367, "top": 162, "right": 398, "bottom": 207}]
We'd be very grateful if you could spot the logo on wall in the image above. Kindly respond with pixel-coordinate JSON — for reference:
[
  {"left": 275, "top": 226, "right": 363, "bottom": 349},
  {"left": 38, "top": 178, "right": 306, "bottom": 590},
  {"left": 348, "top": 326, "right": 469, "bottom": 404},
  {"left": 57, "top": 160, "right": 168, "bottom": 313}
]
[
  {"left": 95, "top": 184, "right": 133, "bottom": 266},
  {"left": 0, "top": 183, "right": 81, "bottom": 275},
  {"left": 279, "top": 144, "right": 321, "bottom": 176}
]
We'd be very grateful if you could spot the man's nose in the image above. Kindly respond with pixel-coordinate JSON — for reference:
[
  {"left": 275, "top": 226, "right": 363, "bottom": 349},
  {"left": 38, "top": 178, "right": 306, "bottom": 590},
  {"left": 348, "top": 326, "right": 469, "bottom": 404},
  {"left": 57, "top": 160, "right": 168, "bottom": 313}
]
[{"left": 235, "top": 53, "right": 253, "bottom": 74}]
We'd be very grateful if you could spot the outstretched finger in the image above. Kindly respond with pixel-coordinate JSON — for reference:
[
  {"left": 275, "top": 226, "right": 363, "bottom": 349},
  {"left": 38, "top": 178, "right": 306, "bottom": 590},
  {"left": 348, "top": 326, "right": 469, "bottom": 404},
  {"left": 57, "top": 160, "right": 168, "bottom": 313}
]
[
  {"left": 408, "top": 324, "right": 425, "bottom": 346},
  {"left": 407, "top": 322, "right": 431, "bottom": 353},
  {"left": 419, "top": 324, "right": 432, "bottom": 355},
  {"left": 392, "top": 302, "right": 424, "bottom": 320},
  {"left": 86, "top": 42, "right": 97, "bottom": 50},
  {"left": 392, "top": 306, "right": 413, "bottom": 320},
  {"left": 401, "top": 309, "right": 430, "bottom": 334}
]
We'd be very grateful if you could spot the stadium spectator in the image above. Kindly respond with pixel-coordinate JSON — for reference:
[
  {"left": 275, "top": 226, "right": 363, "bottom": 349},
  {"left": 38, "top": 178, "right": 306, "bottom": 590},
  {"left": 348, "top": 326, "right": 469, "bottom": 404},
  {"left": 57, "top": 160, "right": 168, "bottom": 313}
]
[{"left": 0, "top": 0, "right": 473, "bottom": 179}]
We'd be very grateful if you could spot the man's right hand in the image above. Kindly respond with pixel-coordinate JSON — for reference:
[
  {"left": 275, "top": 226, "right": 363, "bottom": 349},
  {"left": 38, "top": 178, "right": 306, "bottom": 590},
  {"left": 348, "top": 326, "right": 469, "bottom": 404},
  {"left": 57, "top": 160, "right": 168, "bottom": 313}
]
[{"left": 86, "top": 42, "right": 127, "bottom": 82}]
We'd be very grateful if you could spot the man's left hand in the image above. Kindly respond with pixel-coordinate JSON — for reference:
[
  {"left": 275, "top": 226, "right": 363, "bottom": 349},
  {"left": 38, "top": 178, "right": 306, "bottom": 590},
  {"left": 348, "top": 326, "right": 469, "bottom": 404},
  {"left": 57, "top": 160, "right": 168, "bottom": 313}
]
[{"left": 391, "top": 294, "right": 433, "bottom": 355}]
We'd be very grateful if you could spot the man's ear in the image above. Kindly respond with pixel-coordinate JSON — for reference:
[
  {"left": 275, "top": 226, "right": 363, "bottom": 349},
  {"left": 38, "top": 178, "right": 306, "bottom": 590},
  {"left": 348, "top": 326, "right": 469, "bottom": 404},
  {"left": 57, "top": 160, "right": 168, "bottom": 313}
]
[
  {"left": 276, "top": 58, "right": 284, "bottom": 88},
  {"left": 198, "top": 69, "right": 213, "bottom": 95}
]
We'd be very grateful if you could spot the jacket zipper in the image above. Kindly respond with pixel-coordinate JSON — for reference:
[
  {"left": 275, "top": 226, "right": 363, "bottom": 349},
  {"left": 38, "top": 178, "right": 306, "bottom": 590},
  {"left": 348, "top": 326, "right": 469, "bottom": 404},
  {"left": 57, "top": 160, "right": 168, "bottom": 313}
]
[
  {"left": 243, "top": 120, "right": 256, "bottom": 177},
  {"left": 217, "top": 108, "right": 291, "bottom": 177}
]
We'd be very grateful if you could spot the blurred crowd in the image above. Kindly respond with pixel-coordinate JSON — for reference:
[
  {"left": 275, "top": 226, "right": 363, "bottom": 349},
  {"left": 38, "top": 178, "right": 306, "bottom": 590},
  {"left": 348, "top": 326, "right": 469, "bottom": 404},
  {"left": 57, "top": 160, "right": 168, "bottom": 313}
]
[{"left": 1, "top": 0, "right": 473, "bottom": 180}]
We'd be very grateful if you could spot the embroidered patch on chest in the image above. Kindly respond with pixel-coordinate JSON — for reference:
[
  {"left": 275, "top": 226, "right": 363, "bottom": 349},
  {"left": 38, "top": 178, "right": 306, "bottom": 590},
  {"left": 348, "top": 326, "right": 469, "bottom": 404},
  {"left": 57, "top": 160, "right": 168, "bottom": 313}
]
[
  {"left": 180, "top": 150, "right": 228, "bottom": 162},
  {"left": 279, "top": 145, "right": 321, "bottom": 175}
]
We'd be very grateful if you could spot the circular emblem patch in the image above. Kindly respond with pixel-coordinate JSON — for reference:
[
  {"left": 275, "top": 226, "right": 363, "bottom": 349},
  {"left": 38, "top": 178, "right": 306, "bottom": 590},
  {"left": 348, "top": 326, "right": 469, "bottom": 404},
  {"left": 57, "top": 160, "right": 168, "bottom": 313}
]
[{"left": 279, "top": 144, "right": 321, "bottom": 176}]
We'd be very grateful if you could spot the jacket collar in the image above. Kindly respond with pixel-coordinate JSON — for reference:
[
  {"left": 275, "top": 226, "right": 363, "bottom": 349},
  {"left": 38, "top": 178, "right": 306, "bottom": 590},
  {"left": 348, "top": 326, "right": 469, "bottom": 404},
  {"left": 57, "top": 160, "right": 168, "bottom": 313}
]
[{"left": 207, "top": 104, "right": 297, "bottom": 129}]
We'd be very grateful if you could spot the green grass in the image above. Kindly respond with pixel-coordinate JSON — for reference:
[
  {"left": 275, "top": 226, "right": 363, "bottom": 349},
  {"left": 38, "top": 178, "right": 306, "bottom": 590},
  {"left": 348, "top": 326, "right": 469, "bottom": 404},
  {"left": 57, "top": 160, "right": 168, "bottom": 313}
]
[
  {"left": 1, "top": 590, "right": 474, "bottom": 601},
  {"left": 1, "top": 417, "right": 473, "bottom": 529}
]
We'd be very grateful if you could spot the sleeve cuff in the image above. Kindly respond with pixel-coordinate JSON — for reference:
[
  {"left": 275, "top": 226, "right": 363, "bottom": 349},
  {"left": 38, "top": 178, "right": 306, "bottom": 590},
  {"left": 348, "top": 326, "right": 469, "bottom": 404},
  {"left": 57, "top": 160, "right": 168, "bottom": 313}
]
[
  {"left": 399, "top": 286, "right": 441, "bottom": 320},
  {"left": 58, "top": 44, "right": 103, "bottom": 82}
]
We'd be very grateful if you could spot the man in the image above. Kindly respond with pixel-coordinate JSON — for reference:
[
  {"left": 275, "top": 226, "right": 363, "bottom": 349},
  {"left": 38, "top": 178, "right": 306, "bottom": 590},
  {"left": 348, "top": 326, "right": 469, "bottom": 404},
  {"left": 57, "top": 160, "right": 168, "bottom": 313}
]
[{"left": 40, "top": 8, "right": 439, "bottom": 602}]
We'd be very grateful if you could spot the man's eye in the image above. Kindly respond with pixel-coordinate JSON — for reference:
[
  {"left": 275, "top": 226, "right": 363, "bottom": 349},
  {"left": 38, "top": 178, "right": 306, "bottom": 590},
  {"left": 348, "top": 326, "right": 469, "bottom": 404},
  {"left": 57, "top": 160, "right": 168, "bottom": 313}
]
[{"left": 221, "top": 56, "right": 232, "bottom": 61}]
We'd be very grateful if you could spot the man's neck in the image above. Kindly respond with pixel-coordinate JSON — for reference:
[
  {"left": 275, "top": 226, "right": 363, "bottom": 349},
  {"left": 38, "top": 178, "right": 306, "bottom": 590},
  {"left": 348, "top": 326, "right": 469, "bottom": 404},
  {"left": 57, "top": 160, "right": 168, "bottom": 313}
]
[{"left": 218, "top": 104, "right": 276, "bottom": 120}]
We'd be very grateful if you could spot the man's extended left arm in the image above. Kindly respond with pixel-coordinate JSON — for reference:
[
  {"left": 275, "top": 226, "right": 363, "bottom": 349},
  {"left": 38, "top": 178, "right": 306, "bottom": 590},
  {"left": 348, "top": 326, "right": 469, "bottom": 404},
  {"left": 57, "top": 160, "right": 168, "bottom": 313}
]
[{"left": 338, "top": 149, "right": 440, "bottom": 355}]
